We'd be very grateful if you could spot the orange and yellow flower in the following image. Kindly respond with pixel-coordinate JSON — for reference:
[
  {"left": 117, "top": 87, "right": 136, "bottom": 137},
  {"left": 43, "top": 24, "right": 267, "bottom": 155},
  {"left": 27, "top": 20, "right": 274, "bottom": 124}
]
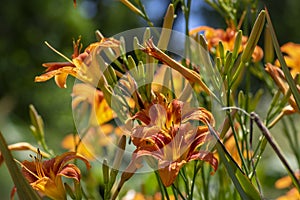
[
  {"left": 35, "top": 37, "right": 120, "bottom": 88},
  {"left": 61, "top": 124, "right": 124, "bottom": 160},
  {"left": 275, "top": 171, "right": 300, "bottom": 200},
  {"left": 275, "top": 42, "right": 300, "bottom": 77},
  {"left": 189, "top": 26, "right": 263, "bottom": 62},
  {"left": 124, "top": 95, "right": 218, "bottom": 187},
  {"left": 72, "top": 83, "right": 114, "bottom": 126},
  {"left": 61, "top": 134, "right": 95, "bottom": 161},
  {"left": 67, "top": 83, "right": 127, "bottom": 159},
  {"left": 20, "top": 151, "right": 90, "bottom": 200}
]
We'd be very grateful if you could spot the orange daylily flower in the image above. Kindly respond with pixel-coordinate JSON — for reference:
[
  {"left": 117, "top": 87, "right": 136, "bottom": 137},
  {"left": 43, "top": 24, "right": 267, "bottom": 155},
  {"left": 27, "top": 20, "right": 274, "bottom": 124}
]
[
  {"left": 72, "top": 83, "right": 114, "bottom": 126},
  {"left": 275, "top": 42, "right": 300, "bottom": 77},
  {"left": 124, "top": 95, "right": 218, "bottom": 187},
  {"left": 275, "top": 171, "right": 300, "bottom": 200},
  {"left": 35, "top": 37, "right": 120, "bottom": 88},
  {"left": 61, "top": 124, "right": 125, "bottom": 160},
  {"left": 70, "top": 83, "right": 129, "bottom": 160},
  {"left": 19, "top": 151, "right": 91, "bottom": 200},
  {"left": 61, "top": 134, "right": 95, "bottom": 160},
  {"left": 190, "top": 26, "right": 263, "bottom": 62}
]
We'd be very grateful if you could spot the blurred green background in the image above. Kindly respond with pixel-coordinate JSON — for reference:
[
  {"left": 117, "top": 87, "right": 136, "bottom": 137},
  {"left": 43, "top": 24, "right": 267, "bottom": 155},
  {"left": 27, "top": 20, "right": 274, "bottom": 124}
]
[{"left": 0, "top": 0, "right": 299, "bottom": 198}]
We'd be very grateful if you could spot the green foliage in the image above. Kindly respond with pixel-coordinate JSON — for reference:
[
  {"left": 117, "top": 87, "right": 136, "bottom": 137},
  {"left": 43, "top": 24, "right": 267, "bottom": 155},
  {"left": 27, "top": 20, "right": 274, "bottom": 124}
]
[
  {"left": 1, "top": 0, "right": 300, "bottom": 199},
  {"left": 0, "top": 132, "right": 41, "bottom": 200}
]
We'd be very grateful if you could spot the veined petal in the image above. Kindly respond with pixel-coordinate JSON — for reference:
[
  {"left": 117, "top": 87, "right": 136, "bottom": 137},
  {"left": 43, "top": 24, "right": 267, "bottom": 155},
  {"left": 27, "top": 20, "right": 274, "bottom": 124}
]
[
  {"left": 32, "top": 177, "right": 66, "bottom": 200},
  {"left": 58, "top": 163, "right": 81, "bottom": 182},
  {"left": 131, "top": 126, "right": 161, "bottom": 146},
  {"left": 35, "top": 66, "right": 77, "bottom": 83},
  {"left": 132, "top": 110, "right": 151, "bottom": 125},
  {"left": 158, "top": 160, "right": 186, "bottom": 187},
  {"left": 43, "top": 62, "right": 75, "bottom": 72},
  {"left": 182, "top": 107, "right": 215, "bottom": 125},
  {"left": 53, "top": 152, "right": 91, "bottom": 174},
  {"left": 148, "top": 103, "right": 167, "bottom": 128},
  {"left": 188, "top": 126, "right": 209, "bottom": 151},
  {"left": 167, "top": 99, "right": 183, "bottom": 125},
  {"left": 54, "top": 73, "right": 68, "bottom": 88},
  {"left": 61, "top": 134, "right": 95, "bottom": 160},
  {"left": 189, "top": 151, "right": 218, "bottom": 174}
]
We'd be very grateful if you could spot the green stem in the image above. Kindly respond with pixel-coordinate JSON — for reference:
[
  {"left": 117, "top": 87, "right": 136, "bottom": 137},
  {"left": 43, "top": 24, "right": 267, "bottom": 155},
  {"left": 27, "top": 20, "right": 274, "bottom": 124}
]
[
  {"left": 228, "top": 112, "right": 250, "bottom": 174},
  {"left": 179, "top": 168, "right": 189, "bottom": 195},
  {"left": 172, "top": 184, "right": 186, "bottom": 200},
  {"left": 201, "top": 166, "right": 209, "bottom": 200},
  {"left": 171, "top": 185, "right": 179, "bottom": 200},
  {"left": 189, "top": 160, "right": 200, "bottom": 199},
  {"left": 184, "top": 0, "right": 192, "bottom": 63}
]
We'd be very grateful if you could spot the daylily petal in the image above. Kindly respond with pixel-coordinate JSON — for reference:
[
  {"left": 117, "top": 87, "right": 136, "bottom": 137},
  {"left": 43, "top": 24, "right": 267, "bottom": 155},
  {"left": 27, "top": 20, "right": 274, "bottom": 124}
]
[
  {"left": 273, "top": 42, "right": 300, "bottom": 77},
  {"left": 32, "top": 177, "right": 66, "bottom": 200},
  {"left": 35, "top": 66, "right": 77, "bottom": 83},
  {"left": 182, "top": 107, "right": 215, "bottom": 126},
  {"left": 58, "top": 163, "right": 81, "bottom": 182},
  {"left": 54, "top": 73, "right": 69, "bottom": 88},
  {"left": 61, "top": 134, "right": 96, "bottom": 160},
  {"left": 148, "top": 103, "right": 168, "bottom": 128},
  {"left": 53, "top": 152, "right": 91, "bottom": 174},
  {"left": 43, "top": 62, "right": 75, "bottom": 72},
  {"left": 158, "top": 160, "right": 186, "bottom": 187},
  {"left": 188, "top": 151, "right": 218, "bottom": 174},
  {"left": 72, "top": 83, "right": 114, "bottom": 126}
]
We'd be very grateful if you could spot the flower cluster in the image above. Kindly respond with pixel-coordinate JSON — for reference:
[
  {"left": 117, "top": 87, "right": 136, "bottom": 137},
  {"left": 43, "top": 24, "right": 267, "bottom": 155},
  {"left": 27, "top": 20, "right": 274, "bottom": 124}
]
[{"left": 1, "top": 0, "right": 300, "bottom": 199}]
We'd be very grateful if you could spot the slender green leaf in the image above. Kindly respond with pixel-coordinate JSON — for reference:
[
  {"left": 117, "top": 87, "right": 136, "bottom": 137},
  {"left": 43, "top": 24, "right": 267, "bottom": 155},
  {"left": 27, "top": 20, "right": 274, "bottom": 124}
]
[
  {"left": 265, "top": 9, "right": 300, "bottom": 110},
  {"left": 0, "top": 131, "right": 41, "bottom": 200},
  {"left": 208, "top": 125, "right": 262, "bottom": 200}
]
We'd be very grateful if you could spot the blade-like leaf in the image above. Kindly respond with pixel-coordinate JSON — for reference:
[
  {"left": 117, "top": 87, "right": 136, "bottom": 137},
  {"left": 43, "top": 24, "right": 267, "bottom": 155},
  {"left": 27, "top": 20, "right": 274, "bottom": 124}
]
[
  {"left": 208, "top": 125, "right": 262, "bottom": 200},
  {"left": 265, "top": 8, "right": 300, "bottom": 110},
  {"left": 0, "top": 131, "right": 41, "bottom": 200}
]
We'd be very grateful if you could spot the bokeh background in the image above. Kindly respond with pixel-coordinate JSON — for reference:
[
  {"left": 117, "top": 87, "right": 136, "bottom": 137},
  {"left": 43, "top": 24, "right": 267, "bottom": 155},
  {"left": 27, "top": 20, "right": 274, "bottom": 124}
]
[{"left": 0, "top": 0, "right": 299, "bottom": 198}]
